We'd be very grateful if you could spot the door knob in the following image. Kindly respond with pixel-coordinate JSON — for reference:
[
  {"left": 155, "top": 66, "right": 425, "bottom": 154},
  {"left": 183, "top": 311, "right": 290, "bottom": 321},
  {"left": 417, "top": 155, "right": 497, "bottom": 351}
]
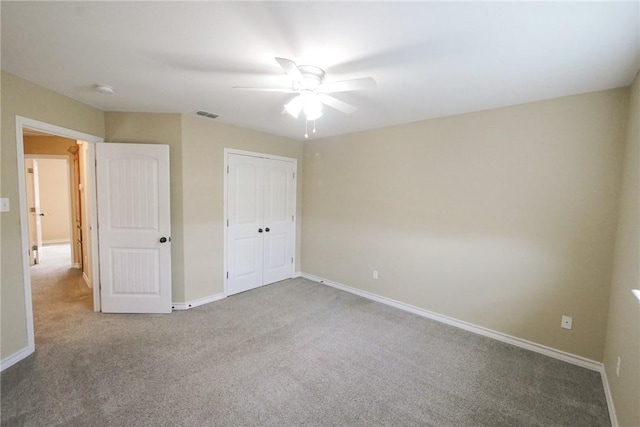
[
  {"left": 265, "top": 228, "right": 270, "bottom": 232},
  {"left": 39, "top": 213, "right": 45, "bottom": 216},
  {"left": 160, "top": 237, "right": 171, "bottom": 243},
  {"left": 258, "top": 228, "right": 263, "bottom": 233}
]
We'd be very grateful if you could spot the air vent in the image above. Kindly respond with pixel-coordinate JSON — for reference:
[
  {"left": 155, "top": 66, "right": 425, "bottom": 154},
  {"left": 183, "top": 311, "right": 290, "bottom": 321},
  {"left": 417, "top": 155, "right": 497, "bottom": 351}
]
[{"left": 196, "top": 111, "right": 219, "bottom": 119}]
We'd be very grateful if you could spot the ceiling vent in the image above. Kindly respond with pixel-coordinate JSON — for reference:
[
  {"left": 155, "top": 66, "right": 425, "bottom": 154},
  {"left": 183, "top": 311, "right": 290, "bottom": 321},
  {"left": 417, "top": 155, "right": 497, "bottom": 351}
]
[{"left": 196, "top": 111, "right": 219, "bottom": 119}]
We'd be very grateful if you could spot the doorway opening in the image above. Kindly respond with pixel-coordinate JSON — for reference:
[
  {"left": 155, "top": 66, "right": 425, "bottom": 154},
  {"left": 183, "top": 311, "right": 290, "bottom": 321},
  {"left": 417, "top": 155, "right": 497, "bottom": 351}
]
[
  {"left": 22, "top": 130, "right": 95, "bottom": 324},
  {"left": 24, "top": 154, "right": 74, "bottom": 267},
  {"left": 10, "top": 116, "right": 103, "bottom": 369}
]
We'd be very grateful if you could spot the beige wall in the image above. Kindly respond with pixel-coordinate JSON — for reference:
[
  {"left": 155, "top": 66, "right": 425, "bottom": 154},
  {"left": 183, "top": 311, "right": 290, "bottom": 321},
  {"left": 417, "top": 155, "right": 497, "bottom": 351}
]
[
  {"left": 302, "top": 88, "right": 628, "bottom": 361},
  {"left": 104, "top": 112, "right": 186, "bottom": 301},
  {"left": 23, "top": 135, "right": 78, "bottom": 156},
  {"left": 34, "top": 158, "right": 71, "bottom": 243},
  {"left": 180, "top": 115, "right": 303, "bottom": 301},
  {"left": 603, "top": 72, "right": 640, "bottom": 427},
  {"left": 1, "top": 71, "right": 105, "bottom": 360}
]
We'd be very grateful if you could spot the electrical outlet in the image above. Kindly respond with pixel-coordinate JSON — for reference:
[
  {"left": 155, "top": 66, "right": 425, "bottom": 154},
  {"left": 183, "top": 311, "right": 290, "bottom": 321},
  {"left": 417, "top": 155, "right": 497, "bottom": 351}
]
[
  {"left": 616, "top": 357, "right": 621, "bottom": 377},
  {"left": 372, "top": 270, "right": 378, "bottom": 279},
  {"left": 561, "top": 315, "right": 573, "bottom": 330},
  {"left": 0, "top": 198, "right": 9, "bottom": 212}
]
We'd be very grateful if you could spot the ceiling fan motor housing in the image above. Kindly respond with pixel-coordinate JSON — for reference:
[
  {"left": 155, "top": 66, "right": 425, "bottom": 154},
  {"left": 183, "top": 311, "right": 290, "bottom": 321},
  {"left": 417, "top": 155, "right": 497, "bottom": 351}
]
[{"left": 294, "top": 65, "right": 325, "bottom": 92}]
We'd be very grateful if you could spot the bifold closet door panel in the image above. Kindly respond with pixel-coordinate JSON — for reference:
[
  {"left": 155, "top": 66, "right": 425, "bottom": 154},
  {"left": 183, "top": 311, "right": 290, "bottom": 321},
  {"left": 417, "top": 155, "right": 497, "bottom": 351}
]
[
  {"left": 227, "top": 154, "right": 264, "bottom": 295},
  {"left": 262, "top": 158, "right": 296, "bottom": 285}
]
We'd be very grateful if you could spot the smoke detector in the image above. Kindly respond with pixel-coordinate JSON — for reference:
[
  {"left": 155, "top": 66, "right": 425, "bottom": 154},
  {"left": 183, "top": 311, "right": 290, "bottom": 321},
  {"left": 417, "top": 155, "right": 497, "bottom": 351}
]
[{"left": 95, "top": 84, "right": 115, "bottom": 95}]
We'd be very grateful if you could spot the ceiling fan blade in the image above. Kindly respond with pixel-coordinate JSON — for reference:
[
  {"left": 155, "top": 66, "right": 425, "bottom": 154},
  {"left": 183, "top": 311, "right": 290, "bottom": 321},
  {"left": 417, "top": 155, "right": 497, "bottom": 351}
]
[
  {"left": 275, "top": 57, "right": 303, "bottom": 82},
  {"left": 319, "top": 77, "right": 377, "bottom": 94},
  {"left": 233, "top": 86, "right": 295, "bottom": 93},
  {"left": 318, "top": 94, "right": 357, "bottom": 114}
]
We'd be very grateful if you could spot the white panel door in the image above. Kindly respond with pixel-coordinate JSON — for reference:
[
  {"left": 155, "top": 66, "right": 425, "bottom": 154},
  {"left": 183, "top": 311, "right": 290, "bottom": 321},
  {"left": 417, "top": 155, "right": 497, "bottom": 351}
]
[
  {"left": 25, "top": 159, "right": 43, "bottom": 266},
  {"left": 227, "top": 153, "right": 296, "bottom": 296},
  {"left": 262, "top": 159, "right": 295, "bottom": 285},
  {"left": 96, "top": 143, "right": 172, "bottom": 313},
  {"left": 227, "top": 154, "right": 264, "bottom": 295}
]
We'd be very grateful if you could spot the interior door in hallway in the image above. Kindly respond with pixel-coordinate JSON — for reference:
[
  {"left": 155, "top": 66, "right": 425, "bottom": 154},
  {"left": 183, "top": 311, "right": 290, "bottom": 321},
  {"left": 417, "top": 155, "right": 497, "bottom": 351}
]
[
  {"left": 25, "top": 159, "right": 43, "bottom": 266},
  {"left": 96, "top": 143, "right": 172, "bottom": 313},
  {"left": 227, "top": 152, "right": 296, "bottom": 296}
]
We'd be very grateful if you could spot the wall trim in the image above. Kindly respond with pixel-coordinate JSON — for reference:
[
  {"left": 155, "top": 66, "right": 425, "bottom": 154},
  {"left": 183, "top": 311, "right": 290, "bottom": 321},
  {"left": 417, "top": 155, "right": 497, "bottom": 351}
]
[
  {"left": 601, "top": 368, "right": 619, "bottom": 427},
  {"left": 300, "top": 272, "right": 603, "bottom": 372},
  {"left": 172, "top": 292, "right": 226, "bottom": 310},
  {"left": 82, "top": 272, "right": 91, "bottom": 288},
  {"left": 43, "top": 239, "right": 72, "bottom": 245},
  {"left": 0, "top": 346, "right": 34, "bottom": 372}
]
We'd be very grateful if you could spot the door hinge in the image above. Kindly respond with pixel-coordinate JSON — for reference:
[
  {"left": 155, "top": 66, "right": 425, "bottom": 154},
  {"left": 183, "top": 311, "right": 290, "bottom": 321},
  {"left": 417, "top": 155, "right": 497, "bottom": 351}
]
[
  {"left": 291, "top": 257, "right": 294, "bottom": 264},
  {"left": 227, "top": 219, "right": 229, "bottom": 227},
  {"left": 293, "top": 172, "right": 295, "bottom": 180},
  {"left": 226, "top": 271, "right": 229, "bottom": 279},
  {"left": 27, "top": 168, "right": 34, "bottom": 174},
  {"left": 227, "top": 165, "right": 229, "bottom": 174},
  {"left": 292, "top": 215, "right": 294, "bottom": 222}
]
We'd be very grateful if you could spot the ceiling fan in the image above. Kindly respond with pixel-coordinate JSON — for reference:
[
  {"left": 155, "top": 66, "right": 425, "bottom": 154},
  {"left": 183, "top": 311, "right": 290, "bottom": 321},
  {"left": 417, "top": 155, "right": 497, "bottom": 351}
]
[{"left": 235, "top": 57, "right": 376, "bottom": 137}]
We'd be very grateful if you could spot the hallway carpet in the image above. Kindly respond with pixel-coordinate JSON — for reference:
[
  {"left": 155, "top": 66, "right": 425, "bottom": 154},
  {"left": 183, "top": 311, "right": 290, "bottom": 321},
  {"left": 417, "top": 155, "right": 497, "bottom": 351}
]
[{"left": 2, "top": 249, "right": 610, "bottom": 426}]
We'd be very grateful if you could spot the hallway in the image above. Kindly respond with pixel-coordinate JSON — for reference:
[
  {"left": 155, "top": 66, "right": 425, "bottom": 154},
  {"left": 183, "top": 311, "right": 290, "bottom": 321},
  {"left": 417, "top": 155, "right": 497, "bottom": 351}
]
[{"left": 31, "top": 244, "right": 93, "bottom": 339}]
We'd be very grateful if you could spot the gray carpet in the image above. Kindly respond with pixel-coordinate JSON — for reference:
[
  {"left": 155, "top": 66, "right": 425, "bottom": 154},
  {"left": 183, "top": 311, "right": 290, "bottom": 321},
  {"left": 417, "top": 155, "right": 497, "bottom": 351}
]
[{"left": 2, "top": 245, "right": 610, "bottom": 426}]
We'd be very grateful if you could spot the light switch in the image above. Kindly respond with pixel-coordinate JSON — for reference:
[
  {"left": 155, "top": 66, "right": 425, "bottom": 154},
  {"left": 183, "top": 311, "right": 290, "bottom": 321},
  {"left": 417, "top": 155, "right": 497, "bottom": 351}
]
[{"left": 0, "top": 198, "right": 9, "bottom": 212}]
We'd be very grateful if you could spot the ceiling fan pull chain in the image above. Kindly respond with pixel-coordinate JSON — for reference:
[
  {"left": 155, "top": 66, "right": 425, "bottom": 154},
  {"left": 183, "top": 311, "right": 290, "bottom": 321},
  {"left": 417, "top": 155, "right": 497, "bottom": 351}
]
[
  {"left": 313, "top": 120, "right": 317, "bottom": 134},
  {"left": 304, "top": 120, "right": 309, "bottom": 139}
]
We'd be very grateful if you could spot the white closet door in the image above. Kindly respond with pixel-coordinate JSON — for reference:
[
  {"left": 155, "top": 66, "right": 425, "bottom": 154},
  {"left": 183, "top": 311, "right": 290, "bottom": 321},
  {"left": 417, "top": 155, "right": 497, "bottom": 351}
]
[
  {"left": 227, "top": 153, "right": 296, "bottom": 296},
  {"left": 96, "top": 143, "right": 172, "bottom": 313},
  {"left": 262, "top": 159, "right": 295, "bottom": 285},
  {"left": 227, "top": 154, "right": 265, "bottom": 295}
]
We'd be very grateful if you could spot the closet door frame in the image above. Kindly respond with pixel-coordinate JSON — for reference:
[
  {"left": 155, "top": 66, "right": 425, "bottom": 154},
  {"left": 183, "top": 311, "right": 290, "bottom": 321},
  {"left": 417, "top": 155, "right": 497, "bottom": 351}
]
[{"left": 223, "top": 148, "right": 297, "bottom": 296}]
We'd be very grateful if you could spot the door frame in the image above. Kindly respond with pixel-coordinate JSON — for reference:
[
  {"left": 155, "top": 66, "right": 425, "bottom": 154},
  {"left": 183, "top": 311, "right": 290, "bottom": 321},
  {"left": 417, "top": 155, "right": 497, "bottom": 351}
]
[
  {"left": 223, "top": 148, "right": 297, "bottom": 297},
  {"left": 24, "top": 154, "right": 74, "bottom": 266},
  {"left": 15, "top": 116, "right": 104, "bottom": 358}
]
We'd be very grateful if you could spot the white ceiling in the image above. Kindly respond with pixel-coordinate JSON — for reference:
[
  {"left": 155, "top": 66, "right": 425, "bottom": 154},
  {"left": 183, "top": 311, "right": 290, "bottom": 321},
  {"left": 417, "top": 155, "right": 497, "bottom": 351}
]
[{"left": 2, "top": 2, "right": 639, "bottom": 141}]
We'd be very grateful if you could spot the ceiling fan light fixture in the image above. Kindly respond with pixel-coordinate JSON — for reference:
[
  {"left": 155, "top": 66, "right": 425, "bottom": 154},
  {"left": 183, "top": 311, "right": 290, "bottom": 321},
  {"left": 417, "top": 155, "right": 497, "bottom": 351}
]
[
  {"left": 304, "top": 108, "right": 322, "bottom": 122},
  {"left": 237, "top": 57, "right": 374, "bottom": 137},
  {"left": 303, "top": 93, "right": 323, "bottom": 121},
  {"left": 284, "top": 95, "right": 303, "bottom": 118}
]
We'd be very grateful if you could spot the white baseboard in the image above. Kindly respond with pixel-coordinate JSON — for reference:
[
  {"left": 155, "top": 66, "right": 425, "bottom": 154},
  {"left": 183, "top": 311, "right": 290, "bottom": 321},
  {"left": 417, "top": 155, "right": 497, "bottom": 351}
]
[
  {"left": 42, "top": 239, "right": 71, "bottom": 245},
  {"left": 172, "top": 292, "right": 226, "bottom": 310},
  {"left": 601, "top": 368, "right": 619, "bottom": 427},
  {"left": 174, "top": 274, "right": 301, "bottom": 310},
  {"left": 82, "top": 272, "right": 91, "bottom": 288},
  {"left": 300, "top": 272, "right": 603, "bottom": 372},
  {"left": 1, "top": 345, "right": 34, "bottom": 372}
]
